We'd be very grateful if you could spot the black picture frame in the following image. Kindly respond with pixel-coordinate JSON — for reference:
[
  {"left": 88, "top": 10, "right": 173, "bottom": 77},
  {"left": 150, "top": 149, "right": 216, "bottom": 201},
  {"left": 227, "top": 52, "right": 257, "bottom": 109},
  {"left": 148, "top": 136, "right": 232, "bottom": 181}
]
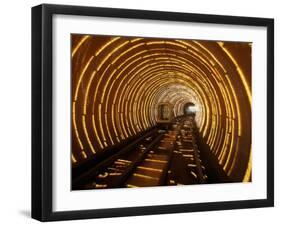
[{"left": 32, "top": 3, "right": 274, "bottom": 222}]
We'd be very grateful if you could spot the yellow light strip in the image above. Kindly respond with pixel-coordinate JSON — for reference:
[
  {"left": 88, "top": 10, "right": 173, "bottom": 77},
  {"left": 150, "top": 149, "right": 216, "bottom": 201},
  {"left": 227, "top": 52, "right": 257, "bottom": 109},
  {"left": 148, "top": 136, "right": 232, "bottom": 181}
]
[
  {"left": 117, "top": 50, "right": 148, "bottom": 69},
  {"left": 82, "top": 115, "right": 96, "bottom": 154},
  {"left": 104, "top": 113, "right": 114, "bottom": 145},
  {"left": 225, "top": 74, "right": 242, "bottom": 136},
  {"left": 93, "top": 64, "right": 111, "bottom": 105},
  {"left": 98, "top": 104, "right": 108, "bottom": 146},
  {"left": 92, "top": 64, "right": 115, "bottom": 146},
  {"left": 165, "top": 41, "right": 187, "bottom": 49},
  {"left": 111, "top": 43, "right": 145, "bottom": 65},
  {"left": 130, "top": 38, "right": 144, "bottom": 43},
  {"left": 72, "top": 35, "right": 90, "bottom": 57},
  {"left": 111, "top": 106, "right": 120, "bottom": 142},
  {"left": 243, "top": 147, "right": 252, "bottom": 182},
  {"left": 146, "top": 41, "right": 165, "bottom": 45},
  {"left": 101, "top": 69, "right": 116, "bottom": 103},
  {"left": 83, "top": 70, "right": 96, "bottom": 114},
  {"left": 228, "top": 136, "right": 240, "bottom": 175},
  {"left": 218, "top": 131, "right": 229, "bottom": 163},
  {"left": 214, "top": 128, "right": 224, "bottom": 155},
  {"left": 91, "top": 114, "right": 104, "bottom": 149},
  {"left": 74, "top": 56, "right": 94, "bottom": 101},
  {"left": 218, "top": 42, "right": 252, "bottom": 106},
  {"left": 81, "top": 151, "right": 87, "bottom": 159},
  {"left": 95, "top": 37, "right": 120, "bottom": 56},
  {"left": 72, "top": 102, "right": 84, "bottom": 150},
  {"left": 71, "top": 154, "right": 77, "bottom": 163},
  {"left": 193, "top": 40, "right": 227, "bottom": 73},
  {"left": 223, "top": 127, "right": 235, "bottom": 172},
  {"left": 175, "top": 40, "right": 199, "bottom": 51},
  {"left": 97, "top": 41, "right": 129, "bottom": 71}
]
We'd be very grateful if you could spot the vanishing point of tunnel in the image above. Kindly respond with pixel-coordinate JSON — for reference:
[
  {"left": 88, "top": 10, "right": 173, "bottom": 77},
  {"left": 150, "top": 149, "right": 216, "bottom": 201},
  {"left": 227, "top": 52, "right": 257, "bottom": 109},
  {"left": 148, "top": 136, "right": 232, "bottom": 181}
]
[{"left": 71, "top": 34, "right": 252, "bottom": 190}]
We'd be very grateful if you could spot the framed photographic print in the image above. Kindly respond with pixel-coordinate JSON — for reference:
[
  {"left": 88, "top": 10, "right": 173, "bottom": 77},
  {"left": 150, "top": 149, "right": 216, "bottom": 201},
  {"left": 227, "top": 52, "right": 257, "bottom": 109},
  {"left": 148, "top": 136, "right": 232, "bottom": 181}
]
[{"left": 32, "top": 4, "right": 274, "bottom": 221}]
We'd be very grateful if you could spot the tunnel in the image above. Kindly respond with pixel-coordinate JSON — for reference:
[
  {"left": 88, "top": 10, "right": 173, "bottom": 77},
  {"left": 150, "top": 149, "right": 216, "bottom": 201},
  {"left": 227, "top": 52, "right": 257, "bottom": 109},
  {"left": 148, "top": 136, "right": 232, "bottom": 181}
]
[{"left": 71, "top": 34, "right": 252, "bottom": 190}]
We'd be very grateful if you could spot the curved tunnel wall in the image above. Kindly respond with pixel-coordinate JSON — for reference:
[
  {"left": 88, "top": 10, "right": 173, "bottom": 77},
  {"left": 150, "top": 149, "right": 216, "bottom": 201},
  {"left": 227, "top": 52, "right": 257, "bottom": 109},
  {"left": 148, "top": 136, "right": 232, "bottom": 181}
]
[{"left": 71, "top": 34, "right": 252, "bottom": 182}]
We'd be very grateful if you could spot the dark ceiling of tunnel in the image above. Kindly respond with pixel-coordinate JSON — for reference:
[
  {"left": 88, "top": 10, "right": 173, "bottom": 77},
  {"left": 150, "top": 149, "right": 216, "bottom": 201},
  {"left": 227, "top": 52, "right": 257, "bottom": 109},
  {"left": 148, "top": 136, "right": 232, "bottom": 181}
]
[{"left": 71, "top": 34, "right": 252, "bottom": 182}]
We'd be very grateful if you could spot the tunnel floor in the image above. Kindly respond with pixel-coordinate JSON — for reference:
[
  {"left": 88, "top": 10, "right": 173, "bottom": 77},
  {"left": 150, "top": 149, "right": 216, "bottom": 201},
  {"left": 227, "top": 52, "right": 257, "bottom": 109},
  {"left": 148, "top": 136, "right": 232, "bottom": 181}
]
[{"left": 73, "top": 116, "right": 210, "bottom": 190}]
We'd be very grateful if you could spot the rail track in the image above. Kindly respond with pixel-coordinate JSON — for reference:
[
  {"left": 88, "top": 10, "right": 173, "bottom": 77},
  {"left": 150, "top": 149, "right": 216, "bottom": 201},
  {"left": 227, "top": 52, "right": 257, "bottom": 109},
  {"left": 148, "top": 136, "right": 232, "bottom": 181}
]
[{"left": 73, "top": 116, "right": 207, "bottom": 190}]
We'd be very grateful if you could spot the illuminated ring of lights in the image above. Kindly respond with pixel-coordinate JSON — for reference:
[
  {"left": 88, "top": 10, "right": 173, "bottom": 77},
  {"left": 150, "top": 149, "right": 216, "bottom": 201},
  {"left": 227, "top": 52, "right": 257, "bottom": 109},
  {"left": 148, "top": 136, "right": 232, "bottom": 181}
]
[{"left": 71, "top": 36, "right": 251, "bottom": 181}]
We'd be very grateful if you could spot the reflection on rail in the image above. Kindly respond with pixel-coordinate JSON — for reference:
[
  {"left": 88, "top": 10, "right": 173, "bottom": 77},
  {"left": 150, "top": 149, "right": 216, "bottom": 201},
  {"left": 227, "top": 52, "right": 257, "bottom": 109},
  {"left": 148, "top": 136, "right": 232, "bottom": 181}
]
[{"left": 73, "top": 115, "right": 209, "bottom": 189}]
